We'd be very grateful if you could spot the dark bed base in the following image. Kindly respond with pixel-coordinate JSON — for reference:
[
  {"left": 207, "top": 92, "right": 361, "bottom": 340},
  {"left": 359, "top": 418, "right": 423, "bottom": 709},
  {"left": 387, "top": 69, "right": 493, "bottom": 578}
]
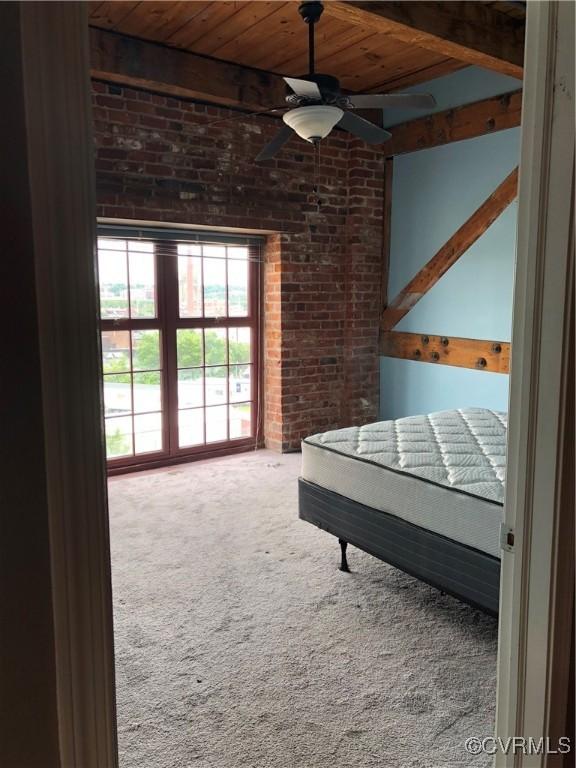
[{"left": 299, "top": 478, "right": 501, "bottom": 616}]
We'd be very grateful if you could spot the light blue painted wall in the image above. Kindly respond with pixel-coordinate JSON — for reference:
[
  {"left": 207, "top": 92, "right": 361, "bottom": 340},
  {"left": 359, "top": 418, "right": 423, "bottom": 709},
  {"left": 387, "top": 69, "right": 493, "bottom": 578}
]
[{"left": 380, "top": 67, "right": 521, "bottom": 421}]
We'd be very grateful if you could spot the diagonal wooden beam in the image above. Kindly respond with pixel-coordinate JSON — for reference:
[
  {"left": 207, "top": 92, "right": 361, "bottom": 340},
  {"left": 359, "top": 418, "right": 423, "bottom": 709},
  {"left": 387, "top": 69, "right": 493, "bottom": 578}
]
[
  {"left": 326, "top": 1, "right": 525, "bottom": 79},
  {"left": 89, "top": 27, "right": 287, "bottom": 111},
  {"left": 381, "top": 167, "right": 519, "bottom": 331},
  {"left": 380, "top": 331, "right": 510, "bottom": 373},
  {"left": 385, "top": 89, "right": 523, "bottom": 157}
]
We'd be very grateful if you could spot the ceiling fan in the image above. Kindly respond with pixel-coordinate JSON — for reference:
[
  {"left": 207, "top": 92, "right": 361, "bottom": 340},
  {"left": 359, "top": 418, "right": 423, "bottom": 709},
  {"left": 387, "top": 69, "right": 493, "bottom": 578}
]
[{"left": 256, "top": 1, "right": 436, "bottom": 162}]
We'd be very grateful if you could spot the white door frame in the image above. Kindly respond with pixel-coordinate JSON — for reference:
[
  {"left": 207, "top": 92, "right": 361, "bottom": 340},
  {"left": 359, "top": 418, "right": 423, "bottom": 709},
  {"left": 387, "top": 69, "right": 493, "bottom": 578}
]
[
  {"left": 21, "top": 1, "right": 573, "bottom": 765},
  {"left": 495, "top": 1, "right": 574, "bottom": 766},
  {"left": 20, "top": 3, "right": 118, "bottom": 766}
]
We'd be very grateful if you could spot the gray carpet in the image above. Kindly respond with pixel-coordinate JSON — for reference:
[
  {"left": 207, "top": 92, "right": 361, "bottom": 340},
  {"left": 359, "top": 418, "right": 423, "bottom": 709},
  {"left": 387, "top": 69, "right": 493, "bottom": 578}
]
[{"left": 108, "top": 449, "right": 497, "bottom": 768}]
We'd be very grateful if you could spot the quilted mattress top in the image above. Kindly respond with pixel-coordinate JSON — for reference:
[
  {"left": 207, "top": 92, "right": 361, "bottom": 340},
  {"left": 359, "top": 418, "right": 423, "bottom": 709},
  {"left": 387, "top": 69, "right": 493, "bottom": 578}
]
[{"left": 304, "top": 408, "right": 507, "bottom": 504}]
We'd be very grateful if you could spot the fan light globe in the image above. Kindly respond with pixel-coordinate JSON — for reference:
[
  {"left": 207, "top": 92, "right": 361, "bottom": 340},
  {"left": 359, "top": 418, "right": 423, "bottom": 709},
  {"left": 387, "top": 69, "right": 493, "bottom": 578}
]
[{"left": 283, "top": 105, "right": 343, "bottom": 142}]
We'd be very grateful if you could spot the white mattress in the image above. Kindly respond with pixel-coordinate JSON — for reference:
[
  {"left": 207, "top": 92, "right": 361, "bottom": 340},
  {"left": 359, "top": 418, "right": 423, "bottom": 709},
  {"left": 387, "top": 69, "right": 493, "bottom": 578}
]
[{"left": 301, "top": 408, "right": 506, "bottom": 559}]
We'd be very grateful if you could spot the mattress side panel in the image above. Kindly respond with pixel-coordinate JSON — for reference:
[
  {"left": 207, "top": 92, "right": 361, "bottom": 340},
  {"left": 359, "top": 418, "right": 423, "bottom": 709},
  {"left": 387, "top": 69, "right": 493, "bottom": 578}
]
[{"left": 301, "top": 441, "right": 502, "bottom": 559}]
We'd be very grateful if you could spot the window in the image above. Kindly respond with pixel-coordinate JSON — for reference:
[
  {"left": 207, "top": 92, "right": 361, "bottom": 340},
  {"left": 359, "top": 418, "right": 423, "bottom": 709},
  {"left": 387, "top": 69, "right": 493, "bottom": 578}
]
[{"left": 98, "top": 229, "right": 260, "bottom": 470}]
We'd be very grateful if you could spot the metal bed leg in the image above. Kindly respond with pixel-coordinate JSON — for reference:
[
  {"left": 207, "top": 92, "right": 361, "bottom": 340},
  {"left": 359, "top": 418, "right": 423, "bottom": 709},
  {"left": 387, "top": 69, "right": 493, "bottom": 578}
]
[{"left": 338, "top": 539, "right": 350, "bottom": 573}]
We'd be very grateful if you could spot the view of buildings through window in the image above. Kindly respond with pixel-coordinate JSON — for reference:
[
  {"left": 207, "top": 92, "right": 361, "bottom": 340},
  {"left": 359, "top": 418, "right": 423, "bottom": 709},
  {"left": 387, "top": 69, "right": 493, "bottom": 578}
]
[{"left": 98, "top": 233, "right": 259, "bottom": 468}]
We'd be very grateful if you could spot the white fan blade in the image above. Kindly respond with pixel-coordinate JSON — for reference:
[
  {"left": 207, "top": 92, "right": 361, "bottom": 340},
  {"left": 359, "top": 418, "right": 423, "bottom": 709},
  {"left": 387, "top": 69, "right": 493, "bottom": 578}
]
[{"left": 284, "top": 77, "right": 322, "bottom": 100}]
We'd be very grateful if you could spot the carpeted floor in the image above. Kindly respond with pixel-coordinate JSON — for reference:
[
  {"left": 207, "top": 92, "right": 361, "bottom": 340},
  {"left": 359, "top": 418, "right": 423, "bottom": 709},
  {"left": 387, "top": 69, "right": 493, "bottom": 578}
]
[{"left": 108, "top": 449, "right": 497, "bottom": 768}]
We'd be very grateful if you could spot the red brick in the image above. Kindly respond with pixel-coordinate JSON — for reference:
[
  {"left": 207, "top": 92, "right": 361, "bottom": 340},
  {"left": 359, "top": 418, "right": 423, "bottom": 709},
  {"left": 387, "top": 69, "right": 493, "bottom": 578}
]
[{"left": 92, "top": 84, "right": 384, "bottom": 449}]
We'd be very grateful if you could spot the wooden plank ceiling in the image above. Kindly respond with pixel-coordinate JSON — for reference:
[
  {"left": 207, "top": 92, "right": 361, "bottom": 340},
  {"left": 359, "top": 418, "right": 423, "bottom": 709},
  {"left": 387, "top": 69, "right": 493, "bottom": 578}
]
[
  {"left": 483, "top": 1, "right": 526, "bottom": 20},
  {"left": 88, "top": 0, "right": 474, "bottom": 93}
]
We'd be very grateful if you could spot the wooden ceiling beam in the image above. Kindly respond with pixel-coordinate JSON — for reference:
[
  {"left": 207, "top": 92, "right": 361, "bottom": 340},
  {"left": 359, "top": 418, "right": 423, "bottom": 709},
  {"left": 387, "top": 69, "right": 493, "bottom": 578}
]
[
  {"left": 374, "top": 59, "right": 468, "bottom": 93},
  {"left": 381, "top": 167, "right": 519, "bottom": 331},
  {"left": 89, "top": 27, "right": 287, "bottom": 111},
  {"left": 381, "top": 331, "right": 510, "bottom": 373},
  {"left": 325, "top": 1, "right": 525, "bottom": 79},
  {"left": 385, "top": 88, "right": 523, "bottom": 156}
]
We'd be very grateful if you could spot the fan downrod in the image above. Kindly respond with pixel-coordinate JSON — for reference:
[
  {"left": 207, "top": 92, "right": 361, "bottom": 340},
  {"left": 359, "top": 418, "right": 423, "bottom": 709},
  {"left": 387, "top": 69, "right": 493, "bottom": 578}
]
[{"left": 299, "top": 1, "right": 323, "bottom": 75}]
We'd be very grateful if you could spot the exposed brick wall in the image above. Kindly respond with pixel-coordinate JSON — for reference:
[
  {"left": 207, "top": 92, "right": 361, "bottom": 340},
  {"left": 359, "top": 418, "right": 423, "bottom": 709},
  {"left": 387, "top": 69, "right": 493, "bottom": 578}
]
[{"left": 92, "top": 82, "right": 385, "bottom": 451}]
